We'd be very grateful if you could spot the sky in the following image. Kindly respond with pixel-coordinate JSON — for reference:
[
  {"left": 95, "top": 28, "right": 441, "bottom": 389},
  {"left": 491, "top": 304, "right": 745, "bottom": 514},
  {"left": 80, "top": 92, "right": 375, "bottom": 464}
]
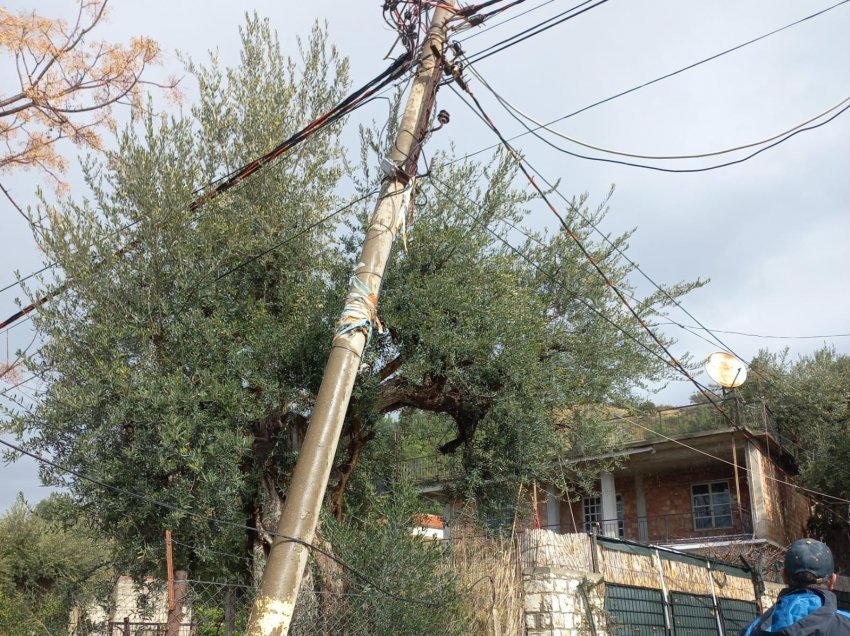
[{"left": 1, "top": 0, "right": 848, "bottom": 511}]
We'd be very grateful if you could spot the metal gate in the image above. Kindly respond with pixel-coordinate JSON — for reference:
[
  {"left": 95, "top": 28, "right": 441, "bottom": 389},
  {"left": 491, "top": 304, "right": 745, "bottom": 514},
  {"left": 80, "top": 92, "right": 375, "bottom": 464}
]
[
  {"left": 670, "top": 592, "right": 717, "bottom": 635},
  {"left": 605, "top": 584, "right": 667, "bottom": 635},
  {"left": 606, "top": 586, "right": 758, "bottom": 635},
  {"left": 718, "top": 598, "right": 759, "bottom": 635}
]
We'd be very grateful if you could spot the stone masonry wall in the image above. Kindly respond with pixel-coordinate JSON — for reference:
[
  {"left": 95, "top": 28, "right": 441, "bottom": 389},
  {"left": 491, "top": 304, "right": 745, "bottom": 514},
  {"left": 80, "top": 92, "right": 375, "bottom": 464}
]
[{"left": 524, "top": 567, "right": 605, "bottom": 636}]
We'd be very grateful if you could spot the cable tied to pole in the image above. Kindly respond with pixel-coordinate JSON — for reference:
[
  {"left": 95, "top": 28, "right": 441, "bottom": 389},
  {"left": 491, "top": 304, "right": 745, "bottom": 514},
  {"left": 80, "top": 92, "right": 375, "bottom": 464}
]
[{"left": 334, "top": 272, "right": 385, "bottom": 344}]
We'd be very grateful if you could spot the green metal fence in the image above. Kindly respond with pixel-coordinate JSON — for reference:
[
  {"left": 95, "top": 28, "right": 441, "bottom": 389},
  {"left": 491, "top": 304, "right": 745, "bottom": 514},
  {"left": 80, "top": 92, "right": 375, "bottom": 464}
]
[
  {"left": 605, "top": 584, "right": 667, "bottom": 635},
  {"left": 718, "top": 598, "right": 759, "bottom": 635},
  {"left": 605, "top": 585, "right": 758, "bottom": 636},
  {"left": 670, "top": 592, "right": 717, "bottom": 636}
]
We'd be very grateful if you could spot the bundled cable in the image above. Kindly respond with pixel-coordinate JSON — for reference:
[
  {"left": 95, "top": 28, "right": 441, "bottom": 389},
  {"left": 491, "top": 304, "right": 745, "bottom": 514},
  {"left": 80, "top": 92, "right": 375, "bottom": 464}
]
[
  {"left": 191, "top": 52, "right": 415, "bottom": 210},
  {"left": 0, "top": 53, "right": 416, "bottom": 332}
]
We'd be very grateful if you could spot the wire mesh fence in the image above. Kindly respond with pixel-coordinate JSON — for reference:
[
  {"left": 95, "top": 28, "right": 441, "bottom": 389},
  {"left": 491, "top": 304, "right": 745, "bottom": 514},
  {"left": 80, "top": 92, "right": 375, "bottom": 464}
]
[{"left": 79, "top": 579, "right": 484, "bottom": 635}]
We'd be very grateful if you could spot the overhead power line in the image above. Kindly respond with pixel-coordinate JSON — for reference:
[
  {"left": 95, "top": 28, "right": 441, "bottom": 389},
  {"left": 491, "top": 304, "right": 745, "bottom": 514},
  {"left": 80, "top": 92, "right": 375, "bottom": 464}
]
[
  {"left": 481, "top": 73, "right": 850, "bottom": 173},
  {"left": 656, "top": 322, "right": 850, "bottom": 341},
  {"left": 613, "top": 414, "right": 850, "bottom": 505},
  {"left": 456, "top": 0, "right": 558, "bottom": 41},
  {"left": 465, "top": 0, "right": 610, "bottom": 65},
  {"left": 453, "top": 57, "right": 841, "bottom": 469},
  {"left": 450, "top": 68, "right": 831, "bottom": 462},
  {"left": 426, "top": 173, "right": 849, "bottom": 510},
  {"left": 454, "top": 0, "right": 850, "bottom": 162},
  {"left": 447, "top": 68, "right": 844, "bottom": 485},
  {"left": 486, "top": 78, "right": 850, "bottom": 161},
  {"left": 426, "top": 173, "right": 721, "bottom": 399},
  {"left": 0, "top": 188, "right": 381, "bottom": 404},
  {"left": 0, "top": 55, "right": 416, "bottom": 333},
  {"left": 447, "top": 79, "right": 730, "bottom": 415}
]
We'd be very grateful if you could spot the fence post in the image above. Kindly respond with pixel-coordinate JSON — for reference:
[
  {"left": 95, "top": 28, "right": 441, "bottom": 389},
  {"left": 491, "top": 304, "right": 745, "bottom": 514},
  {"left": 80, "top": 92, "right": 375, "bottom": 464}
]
[
  {"left": 590, "top": 526, "right": 599, "bottom": 574},
  {"left": 165, "top": 529, "right": 175, "bottom": 611},
  {"left": 652, "top": 549, "right": 674, "bottom": 636},
  {"left": 166, "top": 570, "right": 188, "bottom": 636},
  {"left": 706, "top": 560, "right": 725, "bottom": 636},
  {"left": 225, "top": 586, "right": 235, "bottom": 636},
  {"left": 122, "top": 616, "right": 130, "bottom": 636}
]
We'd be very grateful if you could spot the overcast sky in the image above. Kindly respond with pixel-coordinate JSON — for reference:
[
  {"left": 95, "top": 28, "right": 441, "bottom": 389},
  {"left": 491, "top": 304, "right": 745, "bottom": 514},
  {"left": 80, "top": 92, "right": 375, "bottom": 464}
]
[{"left": 1, "top": 0, "right": 848, "bottom": 511}]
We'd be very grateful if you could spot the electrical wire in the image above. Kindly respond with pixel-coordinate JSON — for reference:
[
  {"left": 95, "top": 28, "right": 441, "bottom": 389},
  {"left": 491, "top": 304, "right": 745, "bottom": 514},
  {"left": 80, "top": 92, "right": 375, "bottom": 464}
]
[
  {"left": 450, "top": 85, "right": 817, "bottom": 465},
  {"left": 483, "top": 74, "right": 850, "bottom": 161},
  {"left": 453, "top": 0, "right": 850, "bottom": 162},
  {"left": 452, "top": 63, "right": 850, "bottom": 512},
  {"left": 0, "top": 56, "right": 417, "bottom": 333},
  {"left": 191, "top": 52, "right": 414, "bottom": 207},
  {"left": 450, "top": 65, "right": 848, "bottom": 464},
  {"left": 426, "top": 172, "right": 848, "bottom": 512},
  {"left": 445, "top": 75, "right": 850, "bottom": 513},
  {"left": 0, "top": 72, "right": 412, "bottom": 305},
  {"left": 486, "top": 82, "right": 850, "bottom": 173},
  {"left": 176, "top": 188, "right": 381, "bottom": 315},
  {"left": 456, "top": 0, "right": 557, "bottom": 41},
  {"left": 0, "top": 371, "right": 42, "bottom": 400},
  {"left": 0, "top": 189, "right": 384, "bottom": 405},
  {"left": 0, "top": 314, "right": 33, "bottom": 338},
  {"left": 465, "top": 0, "right": 609, "bottom": 65},
  {"left": 612, "top": 413, "right": 850, "bottom": 505},
  {"left": 0, "top": 328, "right": 39, "bottom": 381},
  {"left": 425, "top": 173, "right": 720, "bottom": 397},
  {"left": 448, "top": 80, "right": 733, "bottom": 425},
  {"left": 655, "top": 323, "right": 850, "bottom": 340},
  {"left": 169, "top": 538, "right": 254, "bottom": 565},
  {"left": 457, "top": 0, "right": 530, "bottom": 18},
  {"left": 0, "top": 263, "right": 54, "bottom": 296}
]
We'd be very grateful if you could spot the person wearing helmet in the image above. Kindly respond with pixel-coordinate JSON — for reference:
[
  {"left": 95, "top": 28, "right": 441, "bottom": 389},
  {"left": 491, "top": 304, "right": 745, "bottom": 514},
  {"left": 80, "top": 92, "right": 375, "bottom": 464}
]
[{"left": 741, "top": 538, "right": 850, "bottom": 635}]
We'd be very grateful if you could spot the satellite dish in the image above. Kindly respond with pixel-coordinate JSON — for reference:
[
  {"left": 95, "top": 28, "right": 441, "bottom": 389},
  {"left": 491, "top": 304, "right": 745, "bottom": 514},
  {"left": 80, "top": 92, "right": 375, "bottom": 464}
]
[{"left": 704, "top": 352, "right": 747, "bottom": 388}]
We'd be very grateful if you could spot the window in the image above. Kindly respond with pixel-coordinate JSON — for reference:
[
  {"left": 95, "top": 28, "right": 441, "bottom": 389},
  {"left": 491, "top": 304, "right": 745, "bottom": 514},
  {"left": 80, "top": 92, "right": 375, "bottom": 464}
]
[
  {"left": 583, "top": 494, "right": 624, "bottom": 538},
  {"left": 691, "top": 482, "right": 732, "bottom": 530}
]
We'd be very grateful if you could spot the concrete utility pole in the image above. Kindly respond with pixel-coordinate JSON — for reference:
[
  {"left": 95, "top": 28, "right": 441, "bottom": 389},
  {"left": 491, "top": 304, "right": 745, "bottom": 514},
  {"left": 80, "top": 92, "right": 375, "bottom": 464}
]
[{"left": 245, "top": 4, "right": 456, "bottom": 635}]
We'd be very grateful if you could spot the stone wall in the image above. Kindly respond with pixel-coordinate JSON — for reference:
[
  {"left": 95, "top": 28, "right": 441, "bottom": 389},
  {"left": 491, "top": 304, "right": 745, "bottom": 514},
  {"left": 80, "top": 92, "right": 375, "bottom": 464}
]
[
  {"left": 524, "top": 568, "right": 605, "bottom": 636},
  {"left": 521, "top": 530, "right": 780, "bottom": 636}
]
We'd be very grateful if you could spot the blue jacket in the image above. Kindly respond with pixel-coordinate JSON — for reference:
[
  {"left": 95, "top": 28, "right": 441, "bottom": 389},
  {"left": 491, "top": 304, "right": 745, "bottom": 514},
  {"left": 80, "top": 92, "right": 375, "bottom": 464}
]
[{"left": 741, "top": 588, "right": 850, "bottom": 636}]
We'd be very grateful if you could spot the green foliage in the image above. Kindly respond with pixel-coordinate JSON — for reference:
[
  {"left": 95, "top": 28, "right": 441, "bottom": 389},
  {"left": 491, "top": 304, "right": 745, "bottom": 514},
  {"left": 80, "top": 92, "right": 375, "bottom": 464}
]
[
  {"left": 9, "top": 16, "right": 350, "bottom": 580},
  {"left": 741, "top": 346, "right": 850, "bottom": 502},
  {"left": 7, "top": 12, "right": 705, "bottom": 586},
  {"left": 0, "top": 494, "right": 109, "bottom": 634},
  {"left": 320, "top": 488, "right": 470, "bottom": 635}
]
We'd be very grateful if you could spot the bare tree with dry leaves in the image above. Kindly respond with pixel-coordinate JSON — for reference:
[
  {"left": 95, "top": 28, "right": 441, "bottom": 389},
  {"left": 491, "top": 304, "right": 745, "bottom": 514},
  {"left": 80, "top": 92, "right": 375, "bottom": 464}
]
[{"left": 0, "top": 0, "right": 177, "bottom": 188}]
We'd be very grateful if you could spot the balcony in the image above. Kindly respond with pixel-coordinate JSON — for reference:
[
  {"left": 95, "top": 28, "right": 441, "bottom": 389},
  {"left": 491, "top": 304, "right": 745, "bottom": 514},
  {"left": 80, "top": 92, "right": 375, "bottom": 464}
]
[
  {"left": 588, "top": 508, "right": 754, "bottom": 546},
  {"left": 395, "top": 453, "right": 462, "bottom": 489}
]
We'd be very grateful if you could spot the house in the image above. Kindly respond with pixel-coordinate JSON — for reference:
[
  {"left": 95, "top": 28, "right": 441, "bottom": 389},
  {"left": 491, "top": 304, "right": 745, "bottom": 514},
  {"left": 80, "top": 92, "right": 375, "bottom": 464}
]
[
  {"left": 69, "top": 575, "right": 194, "bottom": 635},
  {"left": 401, "top": 399, "right": 810, "bottom": 566},
  {"left": 557, "top": 400, "right": 809, "bottom": 563}
]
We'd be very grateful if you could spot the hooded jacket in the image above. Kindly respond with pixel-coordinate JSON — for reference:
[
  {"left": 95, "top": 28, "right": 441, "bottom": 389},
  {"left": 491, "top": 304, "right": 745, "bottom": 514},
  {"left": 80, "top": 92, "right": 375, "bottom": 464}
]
[{"left": 741, "top": 587, "right": 850, "bottom": 636}]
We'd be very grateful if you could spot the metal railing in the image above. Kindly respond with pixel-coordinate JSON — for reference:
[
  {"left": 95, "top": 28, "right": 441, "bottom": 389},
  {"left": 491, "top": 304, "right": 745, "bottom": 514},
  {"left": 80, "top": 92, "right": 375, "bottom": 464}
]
[
  {"left": 620, "top": 400, "right": 775, "bottom": 443},
  {"left": 589, "top": 508, "right": 754, "bottom": 545},
  {"left": 396, "top": 452, "right": 461, "bottom": 485}
]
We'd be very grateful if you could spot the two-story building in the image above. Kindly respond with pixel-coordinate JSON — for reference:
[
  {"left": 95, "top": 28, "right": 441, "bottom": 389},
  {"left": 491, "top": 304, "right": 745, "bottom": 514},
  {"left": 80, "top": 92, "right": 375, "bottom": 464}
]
[{"left": 401, "top": 399, "right": 810, "bottom": 565}]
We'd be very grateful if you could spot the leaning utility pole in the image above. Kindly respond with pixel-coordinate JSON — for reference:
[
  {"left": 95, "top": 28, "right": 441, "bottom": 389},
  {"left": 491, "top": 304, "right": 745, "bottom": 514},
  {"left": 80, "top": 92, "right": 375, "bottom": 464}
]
[{"left": 245, "top": 4, "right": 456, "bottom": 635}]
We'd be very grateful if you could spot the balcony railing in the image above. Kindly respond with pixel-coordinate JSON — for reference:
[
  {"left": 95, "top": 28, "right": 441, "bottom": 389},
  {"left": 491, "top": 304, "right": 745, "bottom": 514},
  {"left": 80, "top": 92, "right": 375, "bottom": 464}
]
[
  {"left": 395, "top": 453, "right": 461, "bottom": 486},
  {"left": 589, "top": 508, "right": 753, "bottom": 545},
  {"left": 617, "top": 399, "right": 776, "bottom": 444}
]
